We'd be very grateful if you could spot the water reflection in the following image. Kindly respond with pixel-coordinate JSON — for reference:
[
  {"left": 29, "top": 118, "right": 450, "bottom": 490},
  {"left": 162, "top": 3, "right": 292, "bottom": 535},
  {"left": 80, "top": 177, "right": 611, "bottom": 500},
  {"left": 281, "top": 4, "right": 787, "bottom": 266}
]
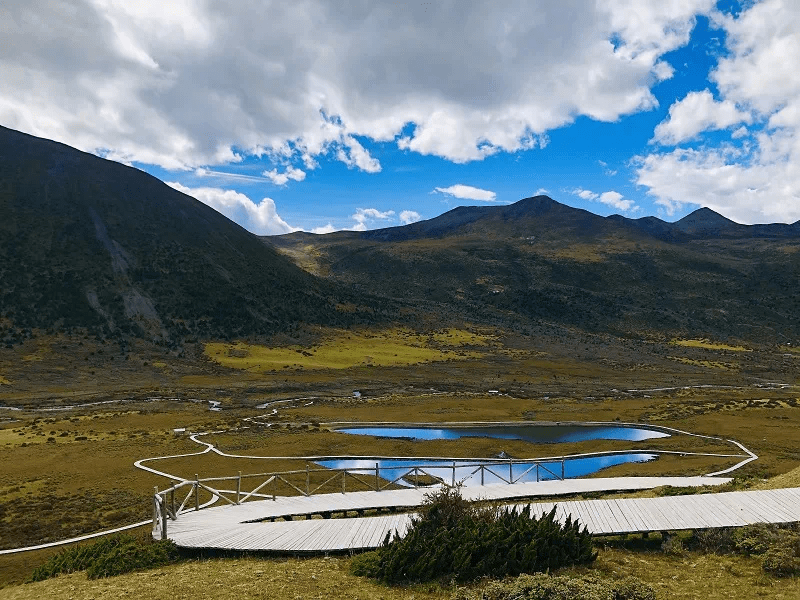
[{"left": 335, "top": 424, "right": 670, "bottom": 443}]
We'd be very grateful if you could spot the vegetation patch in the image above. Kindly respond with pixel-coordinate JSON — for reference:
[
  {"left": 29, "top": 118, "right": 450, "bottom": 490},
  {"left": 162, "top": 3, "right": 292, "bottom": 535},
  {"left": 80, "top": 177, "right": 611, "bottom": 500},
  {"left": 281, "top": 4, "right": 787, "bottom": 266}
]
[
  {"left": 351, "top": 486, "right": 596, "bottom": 583},
  {"left": 0, "top": 375, "right": 10, "bottom": 384},
  {"left": 204, "top": 328, "right": 486, "bottom": 371},
  {"left": 454, "top": 573, "right": 656, "bottom": 600},
  {"left": 670, "top": 339, "right": 751, "bottom": 352},
  {"left": 28, "top": 534, "right": 179, "bottom": 581},
  {"left": 667, "top": 356, "right": 734, "bottom": 370}
]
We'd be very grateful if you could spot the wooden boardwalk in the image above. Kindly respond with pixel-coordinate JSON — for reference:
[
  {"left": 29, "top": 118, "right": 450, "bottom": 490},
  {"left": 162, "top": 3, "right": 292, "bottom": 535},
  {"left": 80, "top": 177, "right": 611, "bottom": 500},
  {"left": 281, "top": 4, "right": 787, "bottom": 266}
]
[{"left": 158, "top": 476, "right": 800, "bottom": 553}]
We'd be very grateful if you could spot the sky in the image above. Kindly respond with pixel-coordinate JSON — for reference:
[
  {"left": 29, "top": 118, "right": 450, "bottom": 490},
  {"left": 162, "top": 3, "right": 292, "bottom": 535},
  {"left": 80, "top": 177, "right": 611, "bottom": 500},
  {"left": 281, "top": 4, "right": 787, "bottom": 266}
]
[{"left": 3, "top": 0, "right": 800, "bottom": 234}]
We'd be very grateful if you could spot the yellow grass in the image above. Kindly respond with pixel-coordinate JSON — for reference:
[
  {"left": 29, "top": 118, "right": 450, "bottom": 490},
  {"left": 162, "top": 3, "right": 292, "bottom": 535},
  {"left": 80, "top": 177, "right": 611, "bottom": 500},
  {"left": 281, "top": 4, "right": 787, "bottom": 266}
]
[
  {"left": 204, "top": 328, "right": 485, "bottom": 372},
  {"left": 0, "top": 375, "right": 10, "bottom": 385},
  {"left": 670, "top": 339, "right": 751, "bottom": 352},
  {"left": 668, "top": 357, "right": 735, "bottom": 370}
]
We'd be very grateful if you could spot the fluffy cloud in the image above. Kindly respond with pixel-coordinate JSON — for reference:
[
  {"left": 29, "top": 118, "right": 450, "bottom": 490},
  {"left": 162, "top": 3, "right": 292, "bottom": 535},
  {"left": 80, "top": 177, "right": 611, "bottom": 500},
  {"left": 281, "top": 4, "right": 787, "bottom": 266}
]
[
  {"left": 166, "top": 182, "right": 297, "bottom": 235},
  {"left": 1, "top": 0, "right": 715, "bottom": 171},
  {"left": 652, "top": 89, "right": 751, "bottom": 145},
  {"left": 434, "top": 185, "right": 497, "bottom": 202},
  {"left": 572, "top": 188, "right": 637, "bottom": 213},
  {"left": 636, "top": 0, "right": 800, "bottom": 223},
  {"left": 263, "top": 166, "right": 306, "bottom": 185},
  {"left": 399, "top": 210, "right": 422, "bottom": 225},
  {"left": 350, "top": 208, "right": 395, "bottom": 231}
]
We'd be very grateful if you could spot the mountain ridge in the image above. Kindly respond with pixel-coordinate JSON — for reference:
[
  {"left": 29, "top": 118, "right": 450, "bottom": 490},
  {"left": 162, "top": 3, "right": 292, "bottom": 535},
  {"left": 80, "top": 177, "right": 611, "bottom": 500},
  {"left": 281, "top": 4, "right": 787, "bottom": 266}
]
[{"left": 0, "top": 125, "right": 386, "bottom": 346}]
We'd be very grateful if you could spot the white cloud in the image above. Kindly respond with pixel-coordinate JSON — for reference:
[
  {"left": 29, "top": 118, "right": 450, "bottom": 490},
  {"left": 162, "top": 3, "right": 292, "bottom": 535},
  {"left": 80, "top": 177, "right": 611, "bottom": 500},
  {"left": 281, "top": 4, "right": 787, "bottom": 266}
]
[
  {"left": 0, "top": 0, "right": 716, "bottom": 170},
  {"left": 263, "top": 166, "right": 306, "bottom": 185},
  {"left": 598, "top": 191, "right": 636, "bottom": 212},
  {"left": 597, "top": 161, "right": 618, "bottom": 176},
  {"left": 652, "top": 89, "right": 751, "bottom": 145},
  {"left": 636, "top": 0, "right": 800, "bottom": 224},
  {"left": 311, "top": 223, "right": 336, "bottom": 234},
  {"left": 166, "top": 182, "right": 298, "bottom": 235},
  {"left": 434, "top": 185, "right": 497, "bottom": 202},
  {"left": 399, "top": 210, "right": 422, "bottom": 224},
  {"left": 574, "top": 188, "right": 599, "bottom": 201},
  {"left": 572, "top": 188, "right": 637, "bottom": 213},
  {"left": 350, "top": 208, "right": 395, "bottom": 231}
]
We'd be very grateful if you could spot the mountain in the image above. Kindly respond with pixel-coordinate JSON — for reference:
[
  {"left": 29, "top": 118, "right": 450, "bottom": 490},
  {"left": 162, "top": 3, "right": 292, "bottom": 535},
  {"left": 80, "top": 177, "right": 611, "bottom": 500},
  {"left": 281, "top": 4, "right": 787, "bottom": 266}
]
[
  {"left": 0, "top": 126, "right": 384, "bottom": 346},
  {"left": 268, "top": 196, "right": 800, "bottom": 343}
]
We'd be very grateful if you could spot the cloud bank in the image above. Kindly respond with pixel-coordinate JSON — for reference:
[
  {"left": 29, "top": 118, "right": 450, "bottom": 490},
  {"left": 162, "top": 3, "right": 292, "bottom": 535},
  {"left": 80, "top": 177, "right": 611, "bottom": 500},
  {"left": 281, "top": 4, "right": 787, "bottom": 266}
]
[{"left": 1, "top": 0, "right": 713, "bottom": 171}]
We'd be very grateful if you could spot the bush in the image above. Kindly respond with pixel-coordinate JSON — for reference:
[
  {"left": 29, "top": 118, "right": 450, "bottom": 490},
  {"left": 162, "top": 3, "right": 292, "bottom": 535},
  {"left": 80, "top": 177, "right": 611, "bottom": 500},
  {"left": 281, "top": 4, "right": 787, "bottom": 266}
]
[
  {"left": 352, "top": 486, "right": 596, "bottom": 584},
  {"left": 761, "top": 540, "right": 800, "bottom": 577},
  {"left": 454, "top": 573, "right": 656, "bottom": 600},
  {"left": 28, "top": 534, "right": 179, "bottom": 582},
  {"left": 691, "top": 523, "right": 800, "bottom": 578}
]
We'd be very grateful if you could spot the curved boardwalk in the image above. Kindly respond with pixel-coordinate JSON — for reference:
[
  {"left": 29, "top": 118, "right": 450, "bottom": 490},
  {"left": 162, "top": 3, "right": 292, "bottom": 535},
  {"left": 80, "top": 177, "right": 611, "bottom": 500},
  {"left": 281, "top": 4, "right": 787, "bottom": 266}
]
[{"left": 155, "top": 476, "right": 800, "bottom": 553}]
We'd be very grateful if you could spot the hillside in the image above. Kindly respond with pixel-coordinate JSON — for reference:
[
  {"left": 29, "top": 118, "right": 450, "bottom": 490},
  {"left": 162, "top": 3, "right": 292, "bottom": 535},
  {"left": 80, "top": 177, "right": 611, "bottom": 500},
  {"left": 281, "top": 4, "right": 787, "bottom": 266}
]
[
  {"left": 0, "top": 126, "right": 390, "bottom": 347},
  {"left": 268, "top": 196, "right": 800, "bottom": 344}
]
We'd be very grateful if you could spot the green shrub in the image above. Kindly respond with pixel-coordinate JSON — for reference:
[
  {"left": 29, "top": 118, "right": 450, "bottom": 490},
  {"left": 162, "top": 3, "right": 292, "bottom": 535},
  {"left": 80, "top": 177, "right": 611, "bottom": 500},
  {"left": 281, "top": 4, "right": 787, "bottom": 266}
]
[
  {"left": 453, "top": 573, "right": 656, "bottom": 600},
  {"left": 353, "top": 486, "right": 596, "bottom": 584},
  {"left": 86, "top": 538, "right": 179, "bottom": 579},
  {"left": 28, "top": 534, "right": 179, "bottom": 582},
  {"left": 761, "top": 540, "right": 800, "bottom": 577},
  {"left": 695, "top": 523, "right": 800, "bottom": 578},
  {"left": 692, "top": 528, "right": 737, "bottom": 554}
]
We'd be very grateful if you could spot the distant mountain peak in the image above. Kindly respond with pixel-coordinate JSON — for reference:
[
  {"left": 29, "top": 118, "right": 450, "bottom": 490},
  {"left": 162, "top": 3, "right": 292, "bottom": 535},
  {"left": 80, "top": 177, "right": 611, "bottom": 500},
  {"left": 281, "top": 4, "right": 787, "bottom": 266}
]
[{"left": 675, "top": 207, "right": 738, "bottom": 232}]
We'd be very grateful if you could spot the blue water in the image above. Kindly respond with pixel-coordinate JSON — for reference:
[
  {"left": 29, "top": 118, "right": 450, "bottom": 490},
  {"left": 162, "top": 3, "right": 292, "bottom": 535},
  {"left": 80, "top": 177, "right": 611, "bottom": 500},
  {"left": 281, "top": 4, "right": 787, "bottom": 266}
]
[
  {"left": 335, "top": 424, "right": 670, "bottom": 444},
  {"left": 316, "top": 453, "right": 658, "bottom": 487}
]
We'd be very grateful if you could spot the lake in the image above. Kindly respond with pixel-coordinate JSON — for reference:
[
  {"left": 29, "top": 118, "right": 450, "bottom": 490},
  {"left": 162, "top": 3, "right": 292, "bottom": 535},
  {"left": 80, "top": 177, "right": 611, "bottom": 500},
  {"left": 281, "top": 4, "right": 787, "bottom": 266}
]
[{"left": 334, "top": 423, "right": 670, "bottom": 444}]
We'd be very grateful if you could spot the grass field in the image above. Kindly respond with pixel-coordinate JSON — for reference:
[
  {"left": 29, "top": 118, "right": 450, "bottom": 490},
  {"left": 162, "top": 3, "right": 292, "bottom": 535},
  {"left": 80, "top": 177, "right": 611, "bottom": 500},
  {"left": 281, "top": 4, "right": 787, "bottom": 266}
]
[
  {"left": 204, "top": 328, "right": 488, "bottom": 372},
  {"left": 671, "top": 339, "right": 752, "bottom": 352},
  {"left": 0, "top": 326, "right": 798, "bottom": 595}
]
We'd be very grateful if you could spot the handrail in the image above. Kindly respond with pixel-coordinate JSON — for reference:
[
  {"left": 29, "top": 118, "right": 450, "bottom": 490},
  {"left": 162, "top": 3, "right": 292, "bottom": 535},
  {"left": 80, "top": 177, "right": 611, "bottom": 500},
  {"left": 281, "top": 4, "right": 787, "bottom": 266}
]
[{"left": 151, "top": 457, "right": 567, "bottom": 539}]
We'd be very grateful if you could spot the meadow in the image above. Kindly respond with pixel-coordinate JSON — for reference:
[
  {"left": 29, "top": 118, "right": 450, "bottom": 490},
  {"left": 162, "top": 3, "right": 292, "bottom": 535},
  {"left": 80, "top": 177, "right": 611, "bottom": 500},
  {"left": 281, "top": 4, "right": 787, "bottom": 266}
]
[{"left": 1, "top": 326, "right": 798, "bottom": 596}]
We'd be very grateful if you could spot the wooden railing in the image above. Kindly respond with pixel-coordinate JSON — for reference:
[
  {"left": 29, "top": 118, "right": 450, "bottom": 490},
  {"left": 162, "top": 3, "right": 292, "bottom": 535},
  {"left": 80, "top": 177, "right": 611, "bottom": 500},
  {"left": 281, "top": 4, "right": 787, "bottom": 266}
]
[{"left": 152, "top": 458, "right": 565, "bottom": 539}]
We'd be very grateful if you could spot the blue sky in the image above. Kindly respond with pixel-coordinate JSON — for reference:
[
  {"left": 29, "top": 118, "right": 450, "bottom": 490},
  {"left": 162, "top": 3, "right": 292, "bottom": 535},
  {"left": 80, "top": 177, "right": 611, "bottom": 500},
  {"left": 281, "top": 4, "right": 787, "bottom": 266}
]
[{"left": 3, "top": 1, "right": 799, "bottom": 233}]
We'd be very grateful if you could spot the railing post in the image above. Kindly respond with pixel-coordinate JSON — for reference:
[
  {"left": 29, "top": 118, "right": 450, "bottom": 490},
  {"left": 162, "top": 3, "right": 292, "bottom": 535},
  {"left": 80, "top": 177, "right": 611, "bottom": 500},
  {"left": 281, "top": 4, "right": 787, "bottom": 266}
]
[
  {"left": 561, "top": 460, "right": 565, "bottom": 480},
  {"left": 536, "top": 463, "right": 539, "bottom": 482},
  {"left": 342, "top": 470, "right": 346, "bottom": 494},
  {"left": 414, "top": 468, "right": 419, "bottom": 488},
  {"left": 160, "top": 495, "right": 168, "bottom": 540},
  {"left": 306, "top": 463, "right": 310, "bottom": 496},
  {"left": 170, "top": 483, "right": 175, "bottom": 516},
  {"left": 153, "top": 486, "right": 159, "bottom": 528},
  {"left": 509, "top": 459, "right": 513, "bottom": 484},
  {"left": 481, "top": 465, "right": 485, "bottom": 486},
  {"left": 195, "top": 474, "right": 200, "bottom": 511},
  {"left": 236, "top": 471, "right": 241, "bottom": 505},
  {"left": 452, "top": 462, "right": 456, "bottom": 487},
  {"left": 375, "top": 463, "right": 379, "bottom": 491}
]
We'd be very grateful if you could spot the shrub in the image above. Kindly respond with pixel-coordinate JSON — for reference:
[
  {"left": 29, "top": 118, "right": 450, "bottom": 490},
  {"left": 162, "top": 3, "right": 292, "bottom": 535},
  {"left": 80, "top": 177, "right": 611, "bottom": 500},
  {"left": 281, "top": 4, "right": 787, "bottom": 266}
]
[
  {"left": 694, "top": 523, "right": 800, "bottom": 578},
  {"left": 453, "top": 573, "right": 656, "bottom": 600},
  {"left": 86, "top": 537, "right": 179, "bottom": 579},
  {"left": 28, "top": 534, "right": 178, "bottom": 582},
  {"left": 352, "top": 486, "right": 596, "bottom": 584}
]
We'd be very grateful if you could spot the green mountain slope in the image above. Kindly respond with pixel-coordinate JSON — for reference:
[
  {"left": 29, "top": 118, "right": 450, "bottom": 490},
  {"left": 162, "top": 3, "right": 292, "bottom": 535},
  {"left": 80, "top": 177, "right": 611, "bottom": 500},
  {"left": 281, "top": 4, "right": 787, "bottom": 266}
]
[
  {"left": 0, "top": 126, "right": 384, "bottom": 346},
  {"left": 268, "top": 197, "right": 800, "bottom": 343}
]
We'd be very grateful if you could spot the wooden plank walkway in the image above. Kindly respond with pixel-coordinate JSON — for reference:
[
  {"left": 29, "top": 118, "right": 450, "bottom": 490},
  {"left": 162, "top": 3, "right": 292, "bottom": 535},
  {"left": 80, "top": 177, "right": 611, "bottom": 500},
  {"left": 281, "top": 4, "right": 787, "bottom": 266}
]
[
  {"left": 165, "top": 475, "right": 790, "bottom": 552},
  {"left": 165, "top": 485, "right": 800, "bottom": 552}
]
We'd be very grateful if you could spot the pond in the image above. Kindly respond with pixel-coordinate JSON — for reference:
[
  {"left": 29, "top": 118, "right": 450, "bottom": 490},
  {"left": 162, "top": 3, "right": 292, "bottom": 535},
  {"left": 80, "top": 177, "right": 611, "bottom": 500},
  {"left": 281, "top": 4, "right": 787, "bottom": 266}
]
[
  {"left": 334, "top": 423, "right": 670, "bottom": 444},
  {"left": 316, "top": 453, "right": 659, "bottom": 487}
]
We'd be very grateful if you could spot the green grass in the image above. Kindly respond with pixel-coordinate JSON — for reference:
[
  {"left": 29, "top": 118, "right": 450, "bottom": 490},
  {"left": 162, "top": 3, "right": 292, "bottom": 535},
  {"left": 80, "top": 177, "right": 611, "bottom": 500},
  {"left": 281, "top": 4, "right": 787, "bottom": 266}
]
[
  {"left": 670, "top": 339, "right": 752, "bottom": 352},
  {"left": 203, "top": 327, "right": 486, "bottom": 371}
]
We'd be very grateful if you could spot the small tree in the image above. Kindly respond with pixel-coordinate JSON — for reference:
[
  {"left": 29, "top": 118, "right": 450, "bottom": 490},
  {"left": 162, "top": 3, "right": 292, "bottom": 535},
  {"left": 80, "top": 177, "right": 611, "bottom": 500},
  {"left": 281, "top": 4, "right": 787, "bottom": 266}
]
[{"left": 352, "top": 486, "right": 596, "bottom": 583}]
